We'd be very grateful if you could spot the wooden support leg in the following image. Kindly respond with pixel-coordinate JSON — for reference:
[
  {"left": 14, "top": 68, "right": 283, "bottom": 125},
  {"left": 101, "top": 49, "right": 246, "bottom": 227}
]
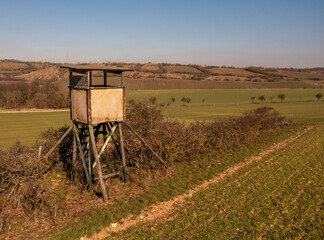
[
  {"left": 73, "top": 123, "right": 90, "bottom": 181},
  {"left": 71, "top": 134, "right": 77, "bottom": 181},
  {"left": 118, "top": 122, "right": 128, "bottom": 182},
  {"left": 88, "top": 135, "right": 93, "bottom": 189},
  {"left": 89, "top": 125, "right": 109, "bottom": 201}
]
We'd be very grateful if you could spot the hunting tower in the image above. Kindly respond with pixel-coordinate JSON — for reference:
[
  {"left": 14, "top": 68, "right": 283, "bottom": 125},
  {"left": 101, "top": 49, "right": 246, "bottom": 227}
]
[
  {"left": 56, "top": 65, "right": 163, "bottom": 201},
  {"left": 61, "top": 65, "right": 133, "bottom": 201}
]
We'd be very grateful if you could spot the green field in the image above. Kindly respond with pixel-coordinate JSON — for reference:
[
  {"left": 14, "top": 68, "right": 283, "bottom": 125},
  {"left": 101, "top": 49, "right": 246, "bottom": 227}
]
[
  {"left": 127, "top": 89, "right": 323, "bottom": 104},
  {"left": 108, "top": 123, "right": 324, "bottom": 239},
  {"left": 128, "top": 89, "right": 324, "bottom": 122},
  {"left": 163, "top": 101, "right": 324, "bottom": 122},
  {"left": 43, "top": 123, "right": 323, "bottom": 240},
  {"left": 0, "top": 111, "right": 70, "bottom": 146},
  {"left": 0, "top": 89, "right": 323, "bottom": 147}
]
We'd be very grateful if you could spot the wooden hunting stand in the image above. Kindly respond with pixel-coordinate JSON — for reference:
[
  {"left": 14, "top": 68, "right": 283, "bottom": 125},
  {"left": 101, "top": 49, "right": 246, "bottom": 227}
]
[{"left": 49, "top": 65, "right": 165, "bottom": 201}]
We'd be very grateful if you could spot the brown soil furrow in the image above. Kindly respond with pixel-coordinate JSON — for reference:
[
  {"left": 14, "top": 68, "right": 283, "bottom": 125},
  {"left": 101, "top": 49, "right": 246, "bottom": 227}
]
[{"left": 83, "top": 126, "right": 313, "bottom": 240}]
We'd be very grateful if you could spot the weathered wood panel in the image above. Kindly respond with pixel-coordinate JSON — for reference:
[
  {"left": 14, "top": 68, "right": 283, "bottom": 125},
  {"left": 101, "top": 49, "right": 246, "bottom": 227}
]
[
  {"left": 90, "top": 88, "right": 124, "bottom": 123},
  {"left": 71, "top": 89, "right": 88, "bottom": 123}
]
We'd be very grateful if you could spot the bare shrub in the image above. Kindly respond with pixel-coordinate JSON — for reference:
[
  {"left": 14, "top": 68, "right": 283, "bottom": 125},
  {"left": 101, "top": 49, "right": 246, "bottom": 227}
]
[
  {"left": 278, "top": 93, "right": 285, "bottom": 103},
  {"left": 315, "top": 93, "right": 322, "bottom": 101},
  {"left": 121, "top": 102, "right": 288, "bottom": 169},
  {"left": 39, "top": 126, "right": 74, "bottom": 175},
  {"left": 258, "top": 95, "right": 266, "bottom": 102},
  {"left": 148, "top": 97, "right": 157, "bottom": 105},
  {"left": 0, "top": 143, "right": 42, "bottom": 194}
]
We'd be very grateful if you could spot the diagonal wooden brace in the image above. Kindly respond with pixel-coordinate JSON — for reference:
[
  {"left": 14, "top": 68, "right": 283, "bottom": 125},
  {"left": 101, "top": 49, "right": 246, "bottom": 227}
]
[{"left": 121, "top": 121, "right": 165, "bottom": 164}]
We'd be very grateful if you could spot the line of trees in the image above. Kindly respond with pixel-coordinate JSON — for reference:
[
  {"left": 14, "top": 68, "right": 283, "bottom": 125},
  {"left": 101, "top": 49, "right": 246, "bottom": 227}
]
[
  {"left": 0, "top": 82, "right": 69, "bottom": 109},
  {"left": 148, "top": 96, "right": 193, "bottom": 106},
  {"left": 181, "top": 97, "right": 192, "bottom": 106},
  {"left": 251, "top": 94, "right": 285, "bottom": 103},
  {"left": 251, "top": 93, "right": 322, "bottom": 103}
]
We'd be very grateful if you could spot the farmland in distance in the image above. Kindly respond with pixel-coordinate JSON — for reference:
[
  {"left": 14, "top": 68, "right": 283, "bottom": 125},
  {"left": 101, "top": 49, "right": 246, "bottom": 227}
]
[{"left": 0, "top": 88, "right": 323, "bottom": 146}]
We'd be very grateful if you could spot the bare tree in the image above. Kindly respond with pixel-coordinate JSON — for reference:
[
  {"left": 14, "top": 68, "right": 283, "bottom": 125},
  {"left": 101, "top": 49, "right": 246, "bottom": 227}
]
[
  {"left": 258, "top": 95, "right": 266, "bottom": 103},
  {"left": 181, "top": 97, "right": 186, "bottom": 106},
  {"left": 186, "top": 97, "right": 192, "bottom": 106},
  {"left": 269, "top": 96, "right": 274, "bottom": 103},
  {"left": 181, "top": 97, "right": 191, "bottom": 106},
  {"left": 149, "top": 97, "right": 157, "bottom": 105},
  {"left": 315, "top": 93, "right": 322, "bottom": 101},
  {"left": 278, "top": 94, "right": 285, "bottom": 103},
  {"left": 128, "top": 99, "right": 135, "bottom": 105}
]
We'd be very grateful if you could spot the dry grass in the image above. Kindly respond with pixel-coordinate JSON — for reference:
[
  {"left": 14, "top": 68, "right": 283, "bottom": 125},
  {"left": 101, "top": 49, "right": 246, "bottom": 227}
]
[
  {"left": 0, "top": 61, "right": 29, "bottom": 70},
  {"left": 274, "top": 70, "right": 324, "bottom": 80},
  {"left": 17, "top": 66, "right": 68, "bottom": 82},
  {"left": 121, "top": 79, "right": 314, "bottom": 90},
  {"left": 164, "top": 65, "right": 201, "bottom": 74},
  {"left": 208, "top": 67, "right": 259, "bottom": 76},
  {"left": 140, "top": 64, "right": 162, "bottom": 73}
]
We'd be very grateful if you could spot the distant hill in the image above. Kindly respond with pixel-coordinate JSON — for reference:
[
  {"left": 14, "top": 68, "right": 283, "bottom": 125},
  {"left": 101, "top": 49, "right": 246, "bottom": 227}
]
[{"left": 0, "top": 59, "right": 323, "bottom": 89}]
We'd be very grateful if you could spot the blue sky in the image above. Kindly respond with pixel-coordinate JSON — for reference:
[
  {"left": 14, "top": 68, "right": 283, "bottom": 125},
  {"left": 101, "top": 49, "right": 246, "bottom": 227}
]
[{"left": 0, "top": 0, "right": 323, "bottom": 67}]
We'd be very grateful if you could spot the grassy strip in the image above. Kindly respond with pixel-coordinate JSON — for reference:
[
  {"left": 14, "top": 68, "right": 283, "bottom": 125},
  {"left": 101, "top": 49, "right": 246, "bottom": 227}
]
[
  {"left": 127, "top": 89, "right": 324, "bottom": 105},
  {"left": 109, "top": 123, "right": 323, "bottom": 239},
  {"left": 163, "top": 101, "right": 324, "bottom": 122},
  {"left": 0, "top": 111, "right": 70, "bottom": 146},
  {"left": 41, "top": 123, "right": 309, "bottom": 240}
]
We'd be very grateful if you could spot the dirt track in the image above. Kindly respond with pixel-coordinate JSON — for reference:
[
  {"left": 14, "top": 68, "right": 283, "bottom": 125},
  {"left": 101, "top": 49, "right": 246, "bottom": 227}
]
[
  {"left": 0, "top": 109, "right": 69, "bottom": 114},
  {"left": 82, "top": 126, "right": 313, "bottom": 240}
]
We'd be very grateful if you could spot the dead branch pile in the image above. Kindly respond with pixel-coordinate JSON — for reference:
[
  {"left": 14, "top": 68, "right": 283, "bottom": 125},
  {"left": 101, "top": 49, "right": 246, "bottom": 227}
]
[{"left": 0, "top": 126, "right": 72, "bottom": 195}]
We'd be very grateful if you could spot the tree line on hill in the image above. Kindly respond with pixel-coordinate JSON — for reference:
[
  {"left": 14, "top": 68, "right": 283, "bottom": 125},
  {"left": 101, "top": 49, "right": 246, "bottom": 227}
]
[{"left": 0, "top": 81, "right": 69, "bottom": 109}]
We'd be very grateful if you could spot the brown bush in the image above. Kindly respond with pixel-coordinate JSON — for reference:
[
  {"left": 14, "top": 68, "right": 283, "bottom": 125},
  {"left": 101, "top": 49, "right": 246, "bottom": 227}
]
[
  {"left": 120, "top": 102, "right": 289, "bottom": 169},
  {"left": 0, "top": 143, "right": 42, "bottom": 194}
]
